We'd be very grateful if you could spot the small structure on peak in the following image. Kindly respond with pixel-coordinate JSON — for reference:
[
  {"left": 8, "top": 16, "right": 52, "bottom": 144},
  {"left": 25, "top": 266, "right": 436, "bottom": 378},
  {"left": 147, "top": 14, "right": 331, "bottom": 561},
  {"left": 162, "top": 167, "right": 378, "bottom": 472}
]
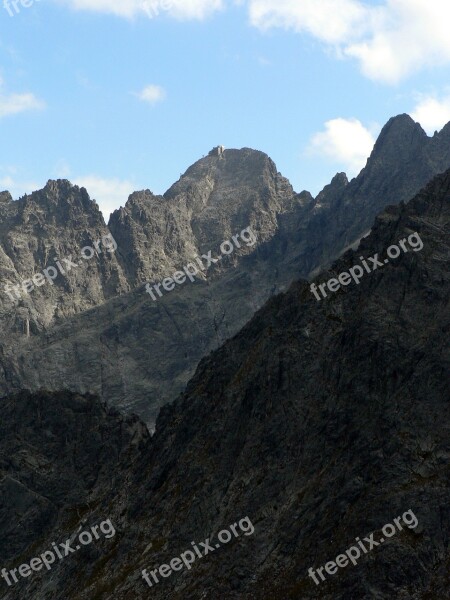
[{"left": 209, "top": 145, "right": 225, "bottom": 158}]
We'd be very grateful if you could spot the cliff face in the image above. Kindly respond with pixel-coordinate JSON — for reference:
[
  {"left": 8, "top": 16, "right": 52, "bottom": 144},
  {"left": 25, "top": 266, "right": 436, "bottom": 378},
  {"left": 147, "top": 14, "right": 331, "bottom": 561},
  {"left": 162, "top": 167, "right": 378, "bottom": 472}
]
[
  {"left": 108, "top": 148, "right": 296, "bottom": 286},
  {"left": 1, "top": 167, "right": 448, "bottom": 600},
  {"left": 312, "top": 114, "right": 450, "bottom": 265},
  {"left": 0, "top": 150, "right": 308, "bottom": 423},
  {"left": 1, "top": 116, "right": 450, "bottom": 425},
  {"left": 0, "top": 180, "right": 129, "bottom": 341},
  {"left": 121, "top": 168, "right": 448, "bottom": 600},
  {"left": 0, "top": 390, "right": 148, "bottom": 574}
]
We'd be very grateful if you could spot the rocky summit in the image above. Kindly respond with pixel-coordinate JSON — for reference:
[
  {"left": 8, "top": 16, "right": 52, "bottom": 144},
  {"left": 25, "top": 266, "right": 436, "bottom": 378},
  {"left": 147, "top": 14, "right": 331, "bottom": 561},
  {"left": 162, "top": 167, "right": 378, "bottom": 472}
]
[
  {"left": 1, "top": 115, "right": 450, "bottom": 428},
  {"left": 0, "top": 161, "right": 448, "bottom": 600}
]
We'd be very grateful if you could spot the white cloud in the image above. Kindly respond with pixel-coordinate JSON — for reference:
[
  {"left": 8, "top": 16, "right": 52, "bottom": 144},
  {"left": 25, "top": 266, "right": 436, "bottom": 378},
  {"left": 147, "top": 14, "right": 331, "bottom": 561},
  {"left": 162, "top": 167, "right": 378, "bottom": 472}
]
[
  {"left": 168, "top": 0, "right": 224, "bottom": 20},
  {"left": 134, "top": 84, "right": 166, "bottom": 105},
  {"left": 0, "top": 70, "right": 45, "bottom": 120},
  {"left": 248, "top": 0, "right": 450, "bottom": 84},
  {"left": 308, "top": 118, "right": 376, "bottom": 177},
  {"left": 411, "top": 94, "right": 450, "bottom": 135},
  {"left": 249, "top": 0, "right": 368, "bottom": 44},
  {"left": 53, "top": 159, "right": 72, "bottom": 179},
  {"left": 0, "top": 89, "right": 45, "bottom": 118},
  {"left": 73, "top": 175, "right": 136, "bottom": 219},
  {"left": 53, "top": 0, "right": 224, "bottom": 20},
  {"left": 0, "top": 173, "right": 43, "bottom": 199}
]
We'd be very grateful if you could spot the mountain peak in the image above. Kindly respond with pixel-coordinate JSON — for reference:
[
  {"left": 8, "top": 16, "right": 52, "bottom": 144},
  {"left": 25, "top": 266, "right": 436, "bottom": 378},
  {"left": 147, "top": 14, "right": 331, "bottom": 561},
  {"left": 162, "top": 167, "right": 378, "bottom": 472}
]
[
  {"left": 376, "top": 113, "right": 427, "bottom": 146},
  {"left": 390, "top": 112, "right": 421, "bottom": 126},
  {"left": 315, "top": 172, "right": 348, "bottom": 206},
  {"left": 12, "top": 179, "right": 105, "bottom": 229},
  {"left": 0, "top": 191, "right": 12, "bottom": 204},
  {"left": 330, "top": 171, "right": 349, "bottom": 187},
  {"left": 164, "top": 147, "right": 290, "bottom": 201},
  {"left": 356, "top": 113, "right": 429, "bottom": 180}
]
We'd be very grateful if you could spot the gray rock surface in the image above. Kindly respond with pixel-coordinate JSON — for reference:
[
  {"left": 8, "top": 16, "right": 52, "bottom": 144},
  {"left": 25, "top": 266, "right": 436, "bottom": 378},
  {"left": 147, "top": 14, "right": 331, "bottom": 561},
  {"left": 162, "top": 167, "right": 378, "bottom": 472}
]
[
  {"left": 0, "top": 390, "right": 148, "bottom": 578},
  {"left": 1, "top": 115, "right": 450, "bottom": 426},
  {"left": 0, "top": 165, "right": 448, "bottom": 600}
]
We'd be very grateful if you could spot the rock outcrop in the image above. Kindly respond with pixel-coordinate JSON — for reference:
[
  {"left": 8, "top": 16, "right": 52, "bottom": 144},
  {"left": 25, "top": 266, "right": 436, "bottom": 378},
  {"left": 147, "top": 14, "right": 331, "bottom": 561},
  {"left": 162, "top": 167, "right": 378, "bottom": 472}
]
[
  {"left": 1, "top": 165, "right": 448, "bottom": 600},
  {"left": 1, "top": 116, "right": 450, "bottom": 425}
]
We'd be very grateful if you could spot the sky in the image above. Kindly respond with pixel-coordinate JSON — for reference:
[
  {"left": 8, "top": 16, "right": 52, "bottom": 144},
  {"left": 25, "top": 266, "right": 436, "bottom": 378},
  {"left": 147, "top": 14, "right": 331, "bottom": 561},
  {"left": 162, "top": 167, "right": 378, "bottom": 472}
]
[{"left": 1, "top": 0, "right": 450, "bottom": 219}]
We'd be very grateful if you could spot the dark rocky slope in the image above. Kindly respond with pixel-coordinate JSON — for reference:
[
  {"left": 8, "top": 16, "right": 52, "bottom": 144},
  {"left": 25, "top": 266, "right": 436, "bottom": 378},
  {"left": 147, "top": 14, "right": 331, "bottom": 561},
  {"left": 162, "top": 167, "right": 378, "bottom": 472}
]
[
  {"left": 1, "top": 115, "right": 450, "bottom": 425},
  {"left": 1, "top": 167, "right": 448, "bottom": 599},
  {"left": 0, "top": 390, "right": 148, "bottom": 594}
]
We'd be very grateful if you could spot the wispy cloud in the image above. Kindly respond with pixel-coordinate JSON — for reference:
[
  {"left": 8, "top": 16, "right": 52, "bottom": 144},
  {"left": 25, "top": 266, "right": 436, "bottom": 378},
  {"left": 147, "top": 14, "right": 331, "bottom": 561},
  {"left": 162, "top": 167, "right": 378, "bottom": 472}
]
[
  {"left": 307, "top": 117, "right": 377, "bottom": 177},
  {"left": 248, "top": 0, "right": 450, "bottom": 84},
  {"left": 411, "top": 93, "right": 450, "bottom": 135},
  {"left": 72, "top": 175, "right": 136, "bottom": 219},
  {"left": 133, "top": 84, "right": 167, "bottom": 105},
  {"left": 52, "top": 0, "right": 224, "bottom": 20},
  {"left": 0, "top": 79, "right": 45, "bottom": 118},
  {"left": 0, "top": 171, "right": 42, "bottom": 199},
  {"left": 257, "top": 56, "right": 272, "bottom": 67}
]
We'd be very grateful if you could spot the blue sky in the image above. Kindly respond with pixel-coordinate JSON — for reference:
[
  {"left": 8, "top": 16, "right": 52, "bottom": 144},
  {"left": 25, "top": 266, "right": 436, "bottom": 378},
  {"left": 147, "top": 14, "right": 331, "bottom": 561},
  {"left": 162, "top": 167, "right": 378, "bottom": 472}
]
[{"left": 1, "top": 0, "right": 450, "bottom": 218}]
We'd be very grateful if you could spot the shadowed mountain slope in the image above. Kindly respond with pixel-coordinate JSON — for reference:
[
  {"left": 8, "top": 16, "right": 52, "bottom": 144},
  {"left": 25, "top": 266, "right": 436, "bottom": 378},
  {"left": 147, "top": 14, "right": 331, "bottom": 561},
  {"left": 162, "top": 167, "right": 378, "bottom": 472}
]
[
  {"left": 1, "top": 115, "right": 450, "bottom": 425},
  {"left": 1, "top": 166, "right": 448, "bottom": 599}
]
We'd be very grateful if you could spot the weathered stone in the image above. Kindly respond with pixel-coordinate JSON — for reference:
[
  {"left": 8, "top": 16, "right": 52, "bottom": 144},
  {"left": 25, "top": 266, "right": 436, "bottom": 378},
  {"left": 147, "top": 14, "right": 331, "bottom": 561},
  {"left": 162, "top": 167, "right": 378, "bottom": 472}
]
[
  {"left": 1, "top": 116, "right": 450, "bottom": 427},
  {"left": 0, "top": 166, "right": 448, "bottom": 600}
]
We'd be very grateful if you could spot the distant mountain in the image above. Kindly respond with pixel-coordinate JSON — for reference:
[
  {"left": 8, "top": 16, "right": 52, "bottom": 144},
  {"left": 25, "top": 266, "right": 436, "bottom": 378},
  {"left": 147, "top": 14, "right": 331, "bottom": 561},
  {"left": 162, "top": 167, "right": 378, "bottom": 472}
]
[
  {"left": 270, "top": 114, "right": 450, "bottom": 280},
  {"left": 312, "top": 114, "right": 450, "bottom": 266},
  {"left": 0, "top": 150, "right": 307, "bottom": 422},
  {"left": 1, "top": 164, "right": 448, "bottom": 600},
  {"left": 1, "top": 115, "right": 450, "bottom": 424},
  {"left": 108, "top": 148, "right": 296, "bottom": 286}
]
